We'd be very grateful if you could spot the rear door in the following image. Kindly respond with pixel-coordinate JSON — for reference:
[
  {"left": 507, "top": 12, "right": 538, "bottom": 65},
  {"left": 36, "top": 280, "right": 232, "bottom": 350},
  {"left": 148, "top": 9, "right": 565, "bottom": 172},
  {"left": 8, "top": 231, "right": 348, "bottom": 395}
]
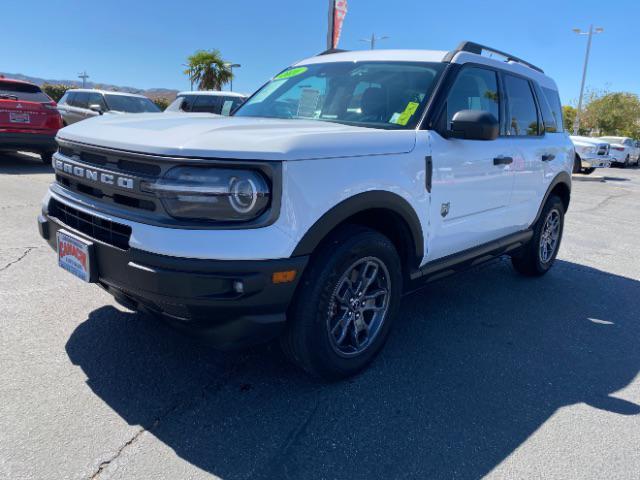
[
  {"left": 428, "top": 65, "right": 516, "bottom": 260},
  {"left": 0, "top": 81, "right": 53, "bottom": 132}
]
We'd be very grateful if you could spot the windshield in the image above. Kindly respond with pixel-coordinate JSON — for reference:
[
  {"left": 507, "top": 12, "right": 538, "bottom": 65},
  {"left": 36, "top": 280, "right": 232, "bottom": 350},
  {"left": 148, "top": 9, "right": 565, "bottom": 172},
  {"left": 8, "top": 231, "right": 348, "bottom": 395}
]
[
  {"left": 234, "top": 61, "right": 445, "bottom": 129},
  {"left": 0, "top": 81, "right": 51, "bottom": 102},
  {"left": 104, "top": 94, "right": 160, "bottom": 113}
]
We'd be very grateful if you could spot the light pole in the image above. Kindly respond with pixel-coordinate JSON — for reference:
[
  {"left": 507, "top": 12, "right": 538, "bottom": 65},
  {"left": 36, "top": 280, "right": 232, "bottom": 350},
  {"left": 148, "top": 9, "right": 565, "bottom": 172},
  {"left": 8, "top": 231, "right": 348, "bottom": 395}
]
[
  {"left": 359, "top": 33, "right": 389, "bottom": 50},
  {"left": 78, "top": 71, "right": 89, "bottom": 88},
  {"left": 225, "top": 63, "right": 241, "bottom": 91},
  {"left": 572, "top": 25, "right": 604, "bottom": 135}
]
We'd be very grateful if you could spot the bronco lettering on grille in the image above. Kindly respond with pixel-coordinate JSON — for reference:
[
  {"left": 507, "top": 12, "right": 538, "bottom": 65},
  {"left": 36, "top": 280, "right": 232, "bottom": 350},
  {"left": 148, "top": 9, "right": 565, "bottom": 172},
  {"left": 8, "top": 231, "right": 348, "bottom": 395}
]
[{"left": 54, "top": 159, "right": 134, "bottom": 190}]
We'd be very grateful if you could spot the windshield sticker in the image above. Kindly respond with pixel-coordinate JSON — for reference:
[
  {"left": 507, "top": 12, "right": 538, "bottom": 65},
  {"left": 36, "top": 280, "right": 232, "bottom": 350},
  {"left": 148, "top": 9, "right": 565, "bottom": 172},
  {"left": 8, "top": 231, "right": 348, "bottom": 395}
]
[
  {"left": 275, "top": 67, "right": 308, "bottom": 80},
  {"left": 393, "top": 102, "right": 420, "bottom": 126}
]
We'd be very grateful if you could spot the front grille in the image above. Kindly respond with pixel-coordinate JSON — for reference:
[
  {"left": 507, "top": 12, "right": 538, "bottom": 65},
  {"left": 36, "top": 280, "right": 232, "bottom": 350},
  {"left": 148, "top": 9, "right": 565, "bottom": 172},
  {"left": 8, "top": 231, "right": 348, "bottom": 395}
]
[{"left": 49, "top": 199, "right": 132, "bottom": 250}]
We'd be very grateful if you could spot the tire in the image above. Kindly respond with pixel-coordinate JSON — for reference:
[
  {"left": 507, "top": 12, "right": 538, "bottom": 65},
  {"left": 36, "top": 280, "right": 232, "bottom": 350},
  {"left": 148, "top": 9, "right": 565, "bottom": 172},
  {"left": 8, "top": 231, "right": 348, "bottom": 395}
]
[
  {"left": 572, "top": 155, "right": 582, "bottom": 174},
  {"left": 281, "top": 225, "right": 402, "bottom": 380},
  {"left": 583, "top": 167, "right": 596, "bottom": 175},
  {"left": 40, "top": 151, "right": 54, "bottom": 164},
  {"left": 621, "top": 155, "right": 630, "bottom": 168},
  {"left": 511, "top": 195, "right": 565, "bottom": 277}
]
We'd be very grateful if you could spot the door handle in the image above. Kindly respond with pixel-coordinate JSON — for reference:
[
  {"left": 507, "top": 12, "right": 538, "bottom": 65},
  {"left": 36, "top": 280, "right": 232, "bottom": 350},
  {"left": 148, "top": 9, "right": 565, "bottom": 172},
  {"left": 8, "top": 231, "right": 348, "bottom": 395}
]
[
  {"left": 542, "top": 154, "right": 555, "bottom": 162},
  {"left": 493, "top": 156, "right": 513, "bottom": 166}
]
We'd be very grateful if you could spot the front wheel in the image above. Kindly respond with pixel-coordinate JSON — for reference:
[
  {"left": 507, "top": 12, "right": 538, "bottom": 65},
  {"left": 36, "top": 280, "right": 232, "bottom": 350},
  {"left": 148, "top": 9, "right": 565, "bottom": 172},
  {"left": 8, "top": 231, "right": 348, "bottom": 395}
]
[
  {"left": 511, "top": 195, "right": 565, "bottom": 276},
  {"left": 281, "top": 225, "right": 402, "bottom": 380}
]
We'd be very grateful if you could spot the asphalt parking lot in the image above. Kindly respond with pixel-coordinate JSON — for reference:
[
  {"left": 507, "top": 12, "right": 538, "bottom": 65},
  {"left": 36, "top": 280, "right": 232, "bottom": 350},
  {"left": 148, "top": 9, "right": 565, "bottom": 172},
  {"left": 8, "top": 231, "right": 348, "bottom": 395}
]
[{"left": 1, "top": 152, "right": 639, "bottom": 480}]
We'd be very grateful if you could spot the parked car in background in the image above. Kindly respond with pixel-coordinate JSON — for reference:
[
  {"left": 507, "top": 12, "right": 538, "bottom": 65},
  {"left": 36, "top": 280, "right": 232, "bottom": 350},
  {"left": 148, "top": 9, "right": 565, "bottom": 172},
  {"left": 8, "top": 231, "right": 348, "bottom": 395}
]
[
  {"left": 0, "top": 76, "right": 62, "bottom": 163},
  {"left": 165, "top": 91, "right": 247, "bottom": 115},
  {"left": 569, "top": 136, "right": 611, "bottom": 174},
  {"left": 57, "top": 89, "right": 160, "bottom": 126},
  {"left": 598, "top": 136, "right": 639, "bottom": 167}
]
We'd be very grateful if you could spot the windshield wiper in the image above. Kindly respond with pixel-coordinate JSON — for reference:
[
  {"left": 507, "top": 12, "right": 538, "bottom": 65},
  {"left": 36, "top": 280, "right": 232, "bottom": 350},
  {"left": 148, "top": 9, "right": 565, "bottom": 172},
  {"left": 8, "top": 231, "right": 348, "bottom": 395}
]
[{"left": 0, "top": 94, "right": 19, "bottom": 100}]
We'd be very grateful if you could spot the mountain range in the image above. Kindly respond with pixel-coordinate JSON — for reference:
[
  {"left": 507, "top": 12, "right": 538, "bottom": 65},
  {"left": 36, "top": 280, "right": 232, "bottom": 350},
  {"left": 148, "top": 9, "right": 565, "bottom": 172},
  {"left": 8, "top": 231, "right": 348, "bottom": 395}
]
[{"left": 0, "top": 72, "right": 179, "bottom": 100}]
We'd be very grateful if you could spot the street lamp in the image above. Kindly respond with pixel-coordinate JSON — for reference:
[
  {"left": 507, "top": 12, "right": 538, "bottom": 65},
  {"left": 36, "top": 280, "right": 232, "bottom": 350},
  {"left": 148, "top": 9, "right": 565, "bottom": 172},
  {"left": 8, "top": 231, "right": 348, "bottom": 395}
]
[
  {"left": 225, "top": 63, "right": 241, "bottom": 91},
  {"left": 359, "top": 34, "right": 389, "bottom": 50},
  {"left": 572, "top": 25, "right": 604, "bottom": 134}
]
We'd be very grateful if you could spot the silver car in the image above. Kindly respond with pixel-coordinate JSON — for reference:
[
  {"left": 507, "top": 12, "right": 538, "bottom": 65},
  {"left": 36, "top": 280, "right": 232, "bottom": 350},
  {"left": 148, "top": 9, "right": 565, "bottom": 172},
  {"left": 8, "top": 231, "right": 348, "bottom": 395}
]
[{"left": 57, "top": 89, "right": 160, "bottom": 126}]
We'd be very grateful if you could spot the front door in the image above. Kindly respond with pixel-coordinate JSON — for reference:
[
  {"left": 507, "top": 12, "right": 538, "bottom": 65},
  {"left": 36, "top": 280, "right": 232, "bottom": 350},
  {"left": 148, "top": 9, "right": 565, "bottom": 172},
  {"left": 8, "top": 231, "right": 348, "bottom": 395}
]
[{"left": 427, "top": 65, "right": 516, "bottom": 261}]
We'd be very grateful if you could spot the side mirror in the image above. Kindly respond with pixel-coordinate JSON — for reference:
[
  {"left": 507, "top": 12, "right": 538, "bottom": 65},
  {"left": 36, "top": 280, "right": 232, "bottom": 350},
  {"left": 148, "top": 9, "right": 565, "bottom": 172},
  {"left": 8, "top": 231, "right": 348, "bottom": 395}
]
[
  {"left": 449, "top": 110, "right": 499, "bottom": 141},
  {"left": 89, "top": 104, "right": 104, "bottom": 115}
]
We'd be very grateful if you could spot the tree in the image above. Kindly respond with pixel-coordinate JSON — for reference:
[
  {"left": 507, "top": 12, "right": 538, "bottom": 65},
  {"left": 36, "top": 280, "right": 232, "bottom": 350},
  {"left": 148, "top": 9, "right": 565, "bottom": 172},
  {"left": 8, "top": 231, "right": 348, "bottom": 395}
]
[
  {"left": 184, "top": 49, "right": 232, "bottom": 91},
  {"left": 581, "top": 91, "right": 640, "bottom": 138},
  {"left": 42, "top": 83, "right": 72, "bottom": 102},
  {"left": 562, "top": 105, "right": 577, "bottom": 134},
  {"left": 152, "top": 97, "right": 170, "bottom": 110}
]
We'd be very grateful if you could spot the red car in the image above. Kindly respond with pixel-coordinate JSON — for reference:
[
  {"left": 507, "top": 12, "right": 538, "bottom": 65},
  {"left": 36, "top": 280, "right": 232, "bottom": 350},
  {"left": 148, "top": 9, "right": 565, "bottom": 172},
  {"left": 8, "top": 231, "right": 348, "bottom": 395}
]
[{"left": 0, "top": 76, "right": 62, "bottom": 163}]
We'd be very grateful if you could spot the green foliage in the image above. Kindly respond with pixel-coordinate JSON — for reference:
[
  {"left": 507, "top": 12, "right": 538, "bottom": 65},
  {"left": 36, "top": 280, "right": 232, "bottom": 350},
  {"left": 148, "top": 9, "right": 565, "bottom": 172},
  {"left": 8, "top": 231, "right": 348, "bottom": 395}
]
[
  {"left": 184, "top": 49, "right": 232, "bottom": 91},
  {"left": 42, "top": 83, "right": 73, "bottom": 103},
  {"left": 562, "top": 105, "right": 577, "bottom": 133},
  {"left": 582, "top": 91, "right": 640, "bottom": 138},
  {"left": 152, "top": 97, "right": 170, "bottom": 110}
]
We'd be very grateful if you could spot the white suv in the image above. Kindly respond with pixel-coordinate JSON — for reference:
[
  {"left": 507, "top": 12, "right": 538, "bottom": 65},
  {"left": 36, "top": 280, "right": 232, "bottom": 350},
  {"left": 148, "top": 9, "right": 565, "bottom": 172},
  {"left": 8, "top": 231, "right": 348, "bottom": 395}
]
[
  {"left": 39, "top": 42, "right": 573, "bottom": 379},
  {"left": 599, "top": 136, "right": 640, "bottom": 167}
]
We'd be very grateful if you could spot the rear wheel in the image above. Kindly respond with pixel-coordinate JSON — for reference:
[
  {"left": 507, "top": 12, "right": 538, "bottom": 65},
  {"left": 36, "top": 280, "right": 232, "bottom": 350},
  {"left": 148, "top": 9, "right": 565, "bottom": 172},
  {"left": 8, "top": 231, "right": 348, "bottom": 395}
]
[
  {"left": 621, "top": 155, "right": 630, "bottom": 168},
  {"left": 281, "top": 225, "right": 402, "bottom": 380},
  {"left": 511, "top": 195, "right": 564, "bottom": 276},
  {"left": 40, "top": 151, "right": 54, "bottom": 165}
]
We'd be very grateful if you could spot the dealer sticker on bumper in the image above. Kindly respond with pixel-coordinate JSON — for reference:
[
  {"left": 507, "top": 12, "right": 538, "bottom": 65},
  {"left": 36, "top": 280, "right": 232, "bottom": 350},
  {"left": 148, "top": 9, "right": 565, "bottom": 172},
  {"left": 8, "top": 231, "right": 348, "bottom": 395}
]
[{"left": 57, "top": 230, "right": 93, "bottom": 282}]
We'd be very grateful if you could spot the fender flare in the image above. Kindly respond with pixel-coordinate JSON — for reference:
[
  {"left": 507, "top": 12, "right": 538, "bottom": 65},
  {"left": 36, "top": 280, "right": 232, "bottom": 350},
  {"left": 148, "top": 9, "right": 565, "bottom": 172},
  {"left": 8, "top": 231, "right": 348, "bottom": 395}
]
[
  {"left": 291, "top": 190, "right": 425, "bottom": 263},
  {"left": 531, "top": 171, "right": 571, "bottom": 226}
]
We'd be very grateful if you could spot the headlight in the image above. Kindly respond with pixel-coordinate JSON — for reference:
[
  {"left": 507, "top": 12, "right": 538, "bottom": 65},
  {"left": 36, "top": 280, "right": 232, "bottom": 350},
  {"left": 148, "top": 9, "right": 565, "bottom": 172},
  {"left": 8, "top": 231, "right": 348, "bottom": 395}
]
[
  {"left": 142, "top": 167, "right": 270, "bottom": 222},
  {"left": 580, "top": 146, "right": 597, "bottom": 155}
]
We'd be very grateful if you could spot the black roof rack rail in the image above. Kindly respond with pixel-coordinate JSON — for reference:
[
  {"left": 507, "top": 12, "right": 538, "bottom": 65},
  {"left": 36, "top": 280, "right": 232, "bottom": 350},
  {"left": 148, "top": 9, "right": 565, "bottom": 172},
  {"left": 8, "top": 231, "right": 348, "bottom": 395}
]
[
  {"left": 316, "top": 48, "right": 348, "bottom": 56},
  {"left": 443, "top": 41, "right": 544, "bottom": 74}
]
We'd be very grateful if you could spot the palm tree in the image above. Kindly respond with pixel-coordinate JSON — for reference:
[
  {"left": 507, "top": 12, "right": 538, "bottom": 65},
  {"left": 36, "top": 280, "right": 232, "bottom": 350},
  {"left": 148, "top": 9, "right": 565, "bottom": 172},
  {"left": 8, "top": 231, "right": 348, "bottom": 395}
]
[{"left": 184, "top": 50, "right": 232, "bottom": 91}]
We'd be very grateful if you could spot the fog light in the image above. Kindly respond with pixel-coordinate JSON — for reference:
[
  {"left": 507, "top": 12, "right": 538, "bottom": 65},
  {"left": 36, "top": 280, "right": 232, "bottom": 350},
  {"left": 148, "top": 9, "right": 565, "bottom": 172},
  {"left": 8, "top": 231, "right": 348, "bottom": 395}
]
[
  {"left": 272, "top": 270, "right": 297, "bottom": 284},
  {"left": 233, "top": 280, "right": 244, "bottom": 294}
]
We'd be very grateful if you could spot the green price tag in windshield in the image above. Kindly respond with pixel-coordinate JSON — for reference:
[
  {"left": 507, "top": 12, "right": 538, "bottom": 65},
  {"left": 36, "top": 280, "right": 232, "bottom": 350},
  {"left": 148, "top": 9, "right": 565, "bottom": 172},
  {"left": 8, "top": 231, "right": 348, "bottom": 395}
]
[
  {"left": 275, "top": 67, "right": 308, "bottom": 80},
  {"left": 395, "top": 102, "right": 420, "bottom": 126}
]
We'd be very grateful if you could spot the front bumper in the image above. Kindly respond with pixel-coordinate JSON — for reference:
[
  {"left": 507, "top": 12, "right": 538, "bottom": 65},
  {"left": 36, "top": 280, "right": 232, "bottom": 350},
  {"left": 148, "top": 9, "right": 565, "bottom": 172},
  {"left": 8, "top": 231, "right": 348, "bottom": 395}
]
[
  {"left": 0, "top": 131, "right": 57, "bottom": 152},
  {"left": 581, "top": 155, "right": 612, "bottom": 169},
  {"left": 38, "top": 210, "right": 308, "bottom": 349}
]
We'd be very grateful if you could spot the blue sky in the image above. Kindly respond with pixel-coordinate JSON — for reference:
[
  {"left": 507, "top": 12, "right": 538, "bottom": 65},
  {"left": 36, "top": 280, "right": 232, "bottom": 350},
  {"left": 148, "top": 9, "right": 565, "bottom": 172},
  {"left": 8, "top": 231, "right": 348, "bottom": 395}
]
[{"left": 2, "top": 0, "right": 638, "bottom": 105}]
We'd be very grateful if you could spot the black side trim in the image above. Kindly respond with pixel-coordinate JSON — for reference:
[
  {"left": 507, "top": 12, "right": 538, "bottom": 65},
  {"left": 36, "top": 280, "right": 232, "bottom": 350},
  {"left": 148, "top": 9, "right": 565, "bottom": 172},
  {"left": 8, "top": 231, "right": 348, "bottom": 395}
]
[
  {"left": 291, "top": 191, "right": 424, "bottom": 264},
  {"left": 425, "top": 156, "right": 433, "bottom": 193},
  {"left": 410, "top": 230, "right": 533, "bottom": 284},
  {"left": 531, "top": 172, "right": 571, "bottom": 226}
]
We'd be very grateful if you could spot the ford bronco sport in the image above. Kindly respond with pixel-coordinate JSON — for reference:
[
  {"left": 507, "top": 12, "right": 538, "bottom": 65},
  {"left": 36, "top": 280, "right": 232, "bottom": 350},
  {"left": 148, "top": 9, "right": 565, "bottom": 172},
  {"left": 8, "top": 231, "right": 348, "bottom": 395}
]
[{"left": 38, "top": 42, "right": 573, "bottom": 379}]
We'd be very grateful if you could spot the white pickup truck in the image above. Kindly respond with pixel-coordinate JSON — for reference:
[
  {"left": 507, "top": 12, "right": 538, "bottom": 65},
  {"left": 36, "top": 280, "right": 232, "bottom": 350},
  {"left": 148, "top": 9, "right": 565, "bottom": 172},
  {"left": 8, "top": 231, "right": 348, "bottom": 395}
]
[
  {"left": 39, "top": 42, "right": 573, "bottom": 379},
  {"left": 570, "top": 135, "right": 612, "bottom": 174}
]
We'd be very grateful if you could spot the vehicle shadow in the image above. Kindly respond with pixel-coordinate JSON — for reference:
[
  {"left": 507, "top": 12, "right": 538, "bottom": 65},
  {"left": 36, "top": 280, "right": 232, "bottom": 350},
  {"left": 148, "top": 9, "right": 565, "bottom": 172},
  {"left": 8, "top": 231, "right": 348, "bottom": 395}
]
[
  {"left": 66, "top": 259, "right": 640, "bottom": 479},
  {"left": 0, "top": 152, "right": 52, "bottom": 175}
]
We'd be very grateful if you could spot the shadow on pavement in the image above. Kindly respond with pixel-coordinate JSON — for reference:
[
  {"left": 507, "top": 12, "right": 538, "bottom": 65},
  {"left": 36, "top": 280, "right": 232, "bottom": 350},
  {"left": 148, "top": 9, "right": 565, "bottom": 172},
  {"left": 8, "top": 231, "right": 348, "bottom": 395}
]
[
  {"left": 66, "top": 259, "right": 640, "bottom": 479},
  {"left": 0, "top": 152, "right": 52, "bottom": 175}
]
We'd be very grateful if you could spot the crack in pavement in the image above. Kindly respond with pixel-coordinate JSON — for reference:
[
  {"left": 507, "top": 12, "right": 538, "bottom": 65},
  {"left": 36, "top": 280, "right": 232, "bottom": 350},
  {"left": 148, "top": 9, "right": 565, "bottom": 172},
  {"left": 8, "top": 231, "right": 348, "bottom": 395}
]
[
  {"left": 88, "top": 361, "right": 245, "bottom": 479},
  {"left": 0, "top": 247, "right": 37, "bottom": 273}
]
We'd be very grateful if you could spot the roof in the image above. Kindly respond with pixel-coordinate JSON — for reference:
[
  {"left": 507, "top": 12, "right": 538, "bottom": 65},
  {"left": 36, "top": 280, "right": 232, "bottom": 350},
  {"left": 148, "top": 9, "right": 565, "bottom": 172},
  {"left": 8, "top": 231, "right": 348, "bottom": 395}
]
[
  {"left": 294, "top": 45, "right": 557, "bottom": 91},
  {"left": 0, "top": 76, "right": 38, "bottom": 86},
  {"left": 66, "top": 88, "right": 148, "bottom": 98},
  {"left": 176, "top": 90, "right": 247, "bottom": 98}
]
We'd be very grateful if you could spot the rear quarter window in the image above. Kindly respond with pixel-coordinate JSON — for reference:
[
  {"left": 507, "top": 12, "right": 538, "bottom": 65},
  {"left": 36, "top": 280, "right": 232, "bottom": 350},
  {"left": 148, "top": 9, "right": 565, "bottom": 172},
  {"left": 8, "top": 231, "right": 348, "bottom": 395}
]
[
  {"left": 541, "top": 87, "right": 563, "bottom": 133},
  {"left": 0, "top": 81, "right": 51, "bottom": 102}
]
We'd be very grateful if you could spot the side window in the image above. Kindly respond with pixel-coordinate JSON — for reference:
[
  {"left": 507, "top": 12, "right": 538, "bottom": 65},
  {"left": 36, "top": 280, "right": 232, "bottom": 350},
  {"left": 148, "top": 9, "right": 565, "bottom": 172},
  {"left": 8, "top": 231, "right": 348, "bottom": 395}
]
[
  {"left": 504, "top": 75, "right": 540, "bottom": 136},
  {"left": 542, "top": 87, "right": 564, "bottom": 132},
  {"left": 533, "top": 84, "right": 557, "bottom": 133},
  {"left": 73, "top": 92, "right": 90, "bottom": 109},
  {"left": 191, "top": 95, "right": 222, "bottom": 114},
  {"left": 180, "top": 95, "right": 196, "bottom": 112},
  {"left": 88, "top": 93, "right": 107, "bottom": 110},
  {"left": 59, "top": 92, "right": 70, "bottom": 105},
  {"left": 446, "top": 67, "right": 499, "bottom": 128}
]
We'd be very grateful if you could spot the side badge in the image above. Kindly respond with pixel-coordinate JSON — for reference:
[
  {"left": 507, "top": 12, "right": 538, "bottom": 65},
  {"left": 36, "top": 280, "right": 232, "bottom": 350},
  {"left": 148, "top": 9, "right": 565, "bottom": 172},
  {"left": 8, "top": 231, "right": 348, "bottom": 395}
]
[{"left": 441, "top": 202, "right": 450, "bottom": 218}]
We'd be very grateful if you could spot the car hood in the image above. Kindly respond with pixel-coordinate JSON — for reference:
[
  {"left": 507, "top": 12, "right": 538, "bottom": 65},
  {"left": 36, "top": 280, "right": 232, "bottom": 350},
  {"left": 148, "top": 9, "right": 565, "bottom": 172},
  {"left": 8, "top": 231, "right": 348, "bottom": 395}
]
[{"left": 56, "top": 113, "right": 417, "bottom": 160}]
